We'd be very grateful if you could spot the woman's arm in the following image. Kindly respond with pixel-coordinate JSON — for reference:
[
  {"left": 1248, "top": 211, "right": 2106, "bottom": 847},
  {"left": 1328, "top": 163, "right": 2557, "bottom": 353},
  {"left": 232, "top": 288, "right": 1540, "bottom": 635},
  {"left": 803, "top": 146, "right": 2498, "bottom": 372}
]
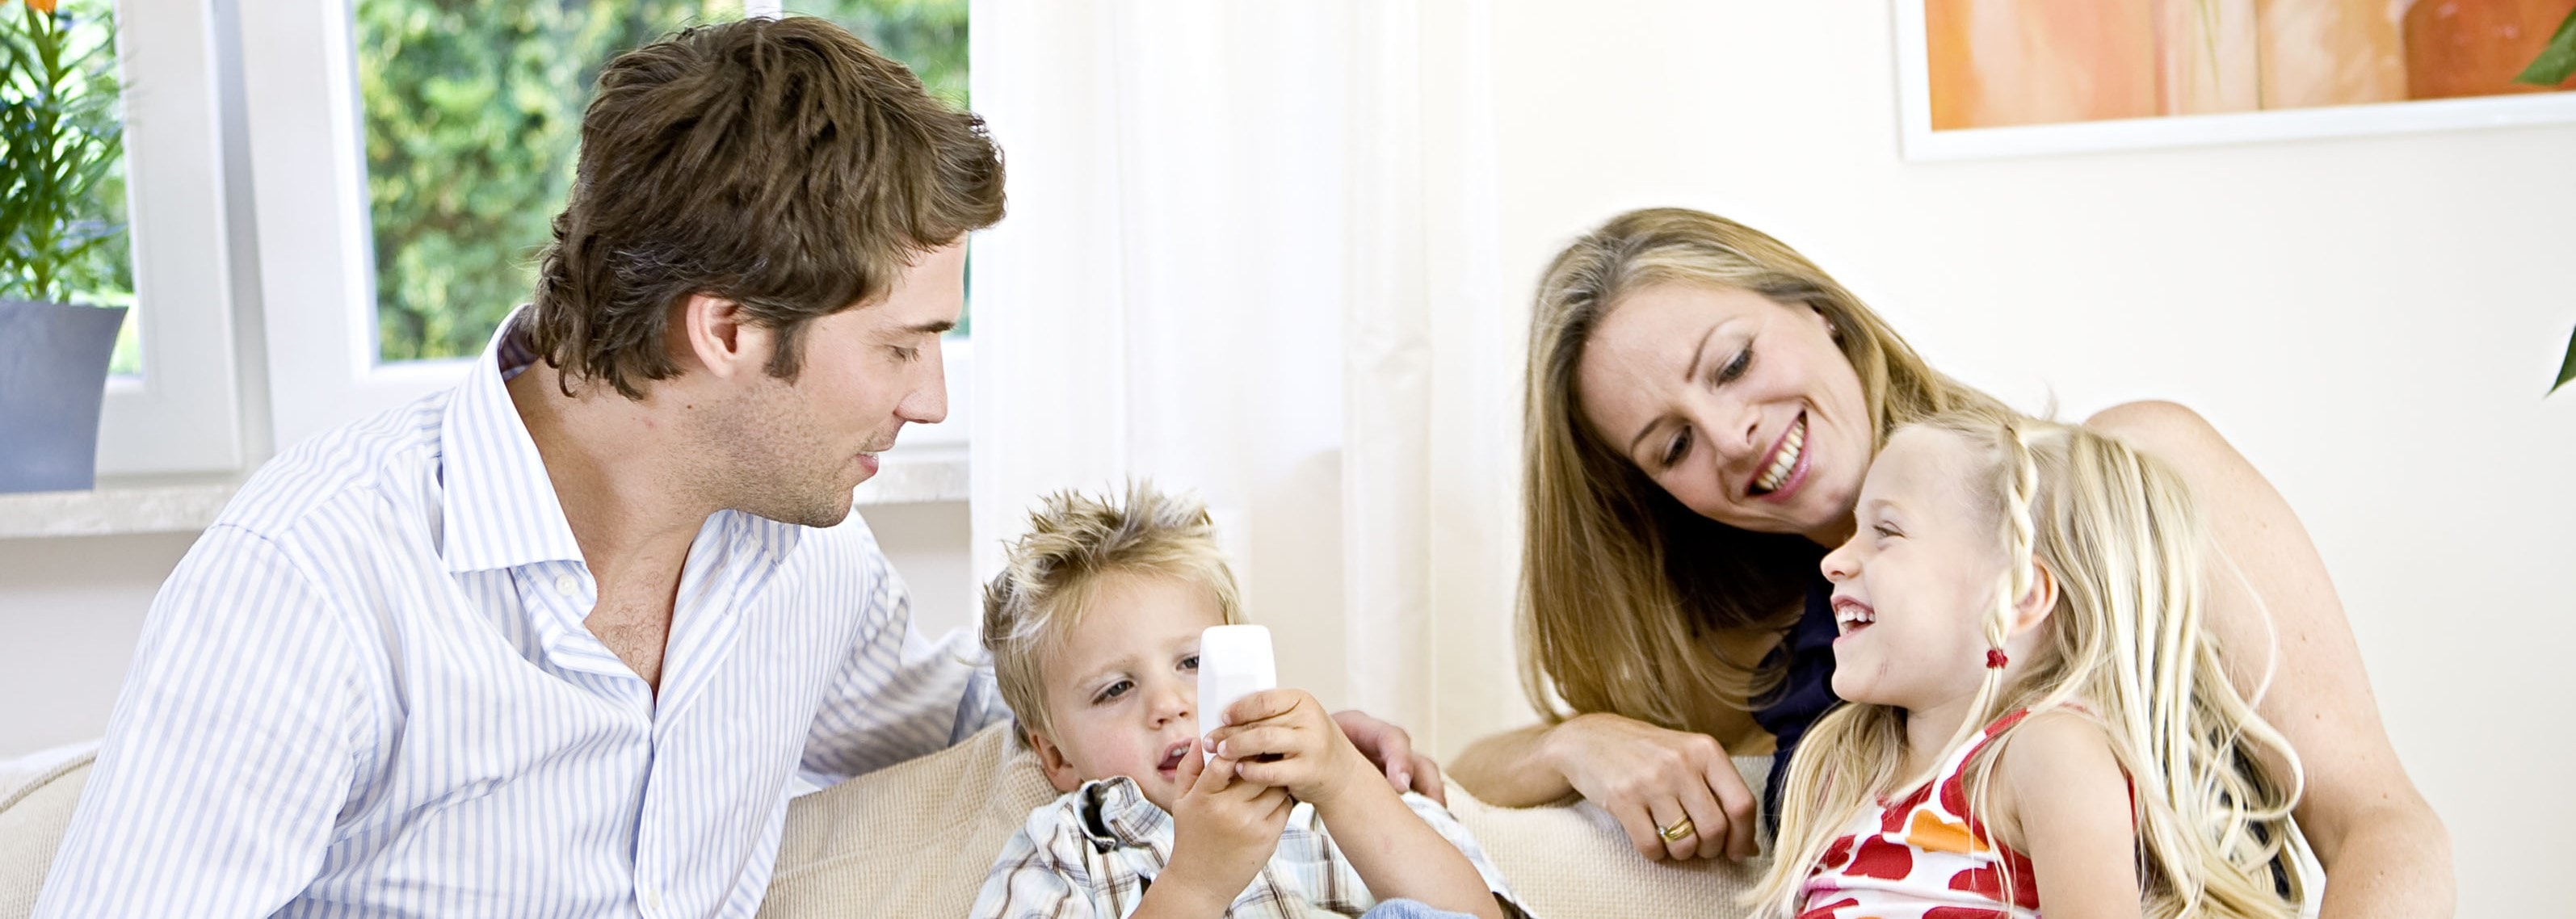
[
  {"left": 1450, "top": 724, "right": 1573, "bottom": 806},
  {"left": 2088, "top": 401, "right": 2454, "bottom": 918},
  {"left": 1451, "top": 713, "right": 1759, "bottom": 862},
  {"left": 1994, "top": 712, "right": 2144, "bottom": 919}
]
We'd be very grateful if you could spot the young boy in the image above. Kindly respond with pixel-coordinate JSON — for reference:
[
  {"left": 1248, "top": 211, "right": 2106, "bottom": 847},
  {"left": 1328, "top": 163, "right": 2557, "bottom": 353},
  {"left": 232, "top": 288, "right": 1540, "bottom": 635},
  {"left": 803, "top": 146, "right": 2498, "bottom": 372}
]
[{"left": 972, "top": 484, "right": 1522, "bottom": 919}]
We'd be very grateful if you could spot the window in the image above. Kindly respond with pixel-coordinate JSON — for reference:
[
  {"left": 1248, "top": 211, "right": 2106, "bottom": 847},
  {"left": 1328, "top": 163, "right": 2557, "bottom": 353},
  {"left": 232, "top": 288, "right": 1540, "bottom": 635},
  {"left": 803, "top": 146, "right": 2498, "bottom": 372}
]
[
  {"left": 239, "top": 0, "right": 971, "bottom": 451},
  {"left": 355, "top": 0, "right": 744, "bottom": 364},
  {"left": 84, "top": 0, "right": 246, "bottom": 476}
]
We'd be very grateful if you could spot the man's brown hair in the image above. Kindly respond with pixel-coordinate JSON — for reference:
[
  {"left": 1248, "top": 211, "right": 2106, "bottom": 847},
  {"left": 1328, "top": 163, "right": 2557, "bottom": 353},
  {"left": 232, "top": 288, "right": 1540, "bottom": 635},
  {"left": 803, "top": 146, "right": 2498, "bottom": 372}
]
[{"left": 527, "top": 15, "right": 1004, "bottom": 399}]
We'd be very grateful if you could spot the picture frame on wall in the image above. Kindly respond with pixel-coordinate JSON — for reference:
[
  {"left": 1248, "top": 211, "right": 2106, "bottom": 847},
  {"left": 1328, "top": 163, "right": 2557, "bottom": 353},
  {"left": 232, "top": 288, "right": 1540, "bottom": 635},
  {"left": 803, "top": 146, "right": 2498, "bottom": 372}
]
[{"left": 1893, "top": 0, "right": 2576, "bottom": 161}]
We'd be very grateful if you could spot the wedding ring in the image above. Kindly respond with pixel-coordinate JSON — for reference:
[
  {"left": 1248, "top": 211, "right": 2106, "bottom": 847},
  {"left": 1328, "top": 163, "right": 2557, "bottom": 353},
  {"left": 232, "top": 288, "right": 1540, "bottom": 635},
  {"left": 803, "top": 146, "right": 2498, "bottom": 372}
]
[{"left": 1658, "top": 816, "right": 1696, "bottom": 842}]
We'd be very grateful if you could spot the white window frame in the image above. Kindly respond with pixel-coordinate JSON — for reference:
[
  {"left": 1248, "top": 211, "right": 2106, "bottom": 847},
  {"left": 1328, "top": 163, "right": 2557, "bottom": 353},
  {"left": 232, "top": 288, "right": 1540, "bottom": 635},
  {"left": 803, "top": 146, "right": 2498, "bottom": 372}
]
[
  {"left": 91, "top": 0, "right": 246, "bottom": 476},
  {"left": 233, "top": 0, "right": 972, "bottom": 454}
]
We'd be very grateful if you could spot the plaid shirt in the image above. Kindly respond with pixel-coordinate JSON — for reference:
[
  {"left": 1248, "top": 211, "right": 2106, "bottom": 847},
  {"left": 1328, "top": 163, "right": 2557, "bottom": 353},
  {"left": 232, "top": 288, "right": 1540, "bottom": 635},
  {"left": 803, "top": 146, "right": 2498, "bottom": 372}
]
[{"left": 969, "top": 776, "right": 1526, "bottom": 919}]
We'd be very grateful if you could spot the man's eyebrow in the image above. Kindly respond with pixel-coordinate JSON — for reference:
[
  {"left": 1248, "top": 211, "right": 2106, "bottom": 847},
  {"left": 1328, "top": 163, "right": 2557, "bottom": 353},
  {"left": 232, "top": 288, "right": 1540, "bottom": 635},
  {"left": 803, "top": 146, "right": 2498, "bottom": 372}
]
[{"left": 904, "top": 319, "right": 957, "bottom": 335}]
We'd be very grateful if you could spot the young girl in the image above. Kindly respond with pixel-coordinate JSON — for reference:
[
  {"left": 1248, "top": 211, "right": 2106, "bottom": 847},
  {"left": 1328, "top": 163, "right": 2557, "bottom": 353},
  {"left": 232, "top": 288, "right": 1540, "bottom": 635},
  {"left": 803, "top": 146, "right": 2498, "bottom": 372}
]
[{"left": 1748, "top": 406, "right": 2308, "bottom": 919}]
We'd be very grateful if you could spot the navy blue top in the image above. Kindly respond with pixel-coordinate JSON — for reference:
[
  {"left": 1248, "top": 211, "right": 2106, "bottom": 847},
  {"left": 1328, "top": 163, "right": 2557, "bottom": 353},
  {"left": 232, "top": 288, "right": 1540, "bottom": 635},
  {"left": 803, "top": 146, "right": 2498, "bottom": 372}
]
[{"left": 1749, "top": 574, "right": 1841, "bottom": 835}]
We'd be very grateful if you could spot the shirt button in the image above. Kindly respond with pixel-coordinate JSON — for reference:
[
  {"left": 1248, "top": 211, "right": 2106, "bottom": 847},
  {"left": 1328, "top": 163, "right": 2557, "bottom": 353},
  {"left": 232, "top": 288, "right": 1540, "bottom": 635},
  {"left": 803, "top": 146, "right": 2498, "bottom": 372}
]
[
  {"left": 553, "top": 574, "right": 578, "bottom": 596},
  {"left": 644, "top": 889, "right": 664, "bottom": 910}
]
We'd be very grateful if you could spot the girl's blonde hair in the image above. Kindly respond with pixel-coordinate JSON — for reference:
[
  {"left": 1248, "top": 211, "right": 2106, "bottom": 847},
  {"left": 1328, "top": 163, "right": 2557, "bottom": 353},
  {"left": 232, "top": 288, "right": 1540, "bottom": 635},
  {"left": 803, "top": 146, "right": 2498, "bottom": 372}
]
[
  {"left": 1746, "top": 405, "right": 2306, "bottom": 918},
  {"left": 981, "top": 482, "right": 1246, "bottom": 746},
  {"left": 1522, "top": 208, "right": 2002, "bottom": 730}
]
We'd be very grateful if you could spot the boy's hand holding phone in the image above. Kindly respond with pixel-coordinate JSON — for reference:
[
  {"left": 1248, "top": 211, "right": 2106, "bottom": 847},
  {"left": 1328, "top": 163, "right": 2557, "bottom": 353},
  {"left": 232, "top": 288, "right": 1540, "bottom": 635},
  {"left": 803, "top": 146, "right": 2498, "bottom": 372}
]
[
  {"left": 1144, "top": 740, "right": 1293, "bottom": 918},
  {"left": 1206, "top": 689, "right": 1383, "bottom": 815}
]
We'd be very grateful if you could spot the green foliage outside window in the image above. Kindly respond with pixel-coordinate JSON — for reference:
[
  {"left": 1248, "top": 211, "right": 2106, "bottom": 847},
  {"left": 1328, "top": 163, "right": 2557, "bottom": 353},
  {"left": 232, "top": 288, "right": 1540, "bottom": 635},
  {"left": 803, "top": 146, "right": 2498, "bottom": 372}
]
[{"left": 357, "top": 0, "right": 968, "bottom": 363}]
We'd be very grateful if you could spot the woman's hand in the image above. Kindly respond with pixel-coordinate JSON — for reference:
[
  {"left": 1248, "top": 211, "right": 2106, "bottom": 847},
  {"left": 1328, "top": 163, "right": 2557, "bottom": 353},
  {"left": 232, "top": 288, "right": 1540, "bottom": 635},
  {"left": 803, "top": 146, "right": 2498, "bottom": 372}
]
[
  {"left": 1544, "top": 711, "right": 1758, "bottom": 862},
  {"left": 1326, "top": 708, "right": 1446, "bottom": 804}
]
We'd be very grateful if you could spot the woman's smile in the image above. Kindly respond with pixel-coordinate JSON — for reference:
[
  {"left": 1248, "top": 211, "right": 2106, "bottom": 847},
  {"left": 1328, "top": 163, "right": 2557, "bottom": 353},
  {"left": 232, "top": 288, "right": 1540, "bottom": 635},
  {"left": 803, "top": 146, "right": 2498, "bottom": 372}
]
[
  {"left": 1576, "top": 284, "right": 1870, "bottom": 543},
  {"left": 1749, "top": 411, "right": 1811, "bottom": 501}
]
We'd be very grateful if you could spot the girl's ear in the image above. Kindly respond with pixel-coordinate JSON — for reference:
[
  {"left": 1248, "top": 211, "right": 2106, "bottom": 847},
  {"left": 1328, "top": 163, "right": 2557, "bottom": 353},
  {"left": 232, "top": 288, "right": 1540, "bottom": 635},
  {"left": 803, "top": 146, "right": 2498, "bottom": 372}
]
[
  {"left": 1028, "top": 729, "right": 1083, "bottom": 794},
  {"left": 2008, "top": 556, "right": 2060, "bottom": 636}
]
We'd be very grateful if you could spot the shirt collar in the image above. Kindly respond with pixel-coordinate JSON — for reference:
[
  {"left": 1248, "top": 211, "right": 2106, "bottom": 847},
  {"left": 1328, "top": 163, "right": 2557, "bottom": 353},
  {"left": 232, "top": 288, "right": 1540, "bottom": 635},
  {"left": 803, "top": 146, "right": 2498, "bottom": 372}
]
[
  {"left": 1074, "top": 776, "right": 1172, "bottom": 852},
  {"left": 438, "top": 308, "right": 585, "bottom": 573}
]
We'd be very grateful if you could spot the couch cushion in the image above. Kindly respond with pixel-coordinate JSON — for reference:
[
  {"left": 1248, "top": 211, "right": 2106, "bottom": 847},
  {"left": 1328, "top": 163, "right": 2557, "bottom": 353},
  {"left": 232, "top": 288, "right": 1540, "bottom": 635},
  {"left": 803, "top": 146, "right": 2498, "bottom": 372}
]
[
  {"left": 2, "top": 730, "right": 1775, "bottom": 918},
  {"left": 1437, "top": 758, "right": 1770, "bottom": 918},
  {"left": 760, "top": 722, "right": 1061, "bottom": 918},
  {"left": 758, "top": 723, "right": 1771, "bottom": 918},
  {"left": 0, "top": 753, "right": 94, "bottom": 919}
]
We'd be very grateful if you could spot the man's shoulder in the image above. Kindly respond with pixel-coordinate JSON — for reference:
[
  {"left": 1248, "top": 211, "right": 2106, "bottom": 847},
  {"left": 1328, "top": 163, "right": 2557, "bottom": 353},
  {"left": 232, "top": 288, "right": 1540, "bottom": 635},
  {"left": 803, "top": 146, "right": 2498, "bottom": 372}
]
[{"left": 216, "top": 392, "right": 452, "bottom": 540}]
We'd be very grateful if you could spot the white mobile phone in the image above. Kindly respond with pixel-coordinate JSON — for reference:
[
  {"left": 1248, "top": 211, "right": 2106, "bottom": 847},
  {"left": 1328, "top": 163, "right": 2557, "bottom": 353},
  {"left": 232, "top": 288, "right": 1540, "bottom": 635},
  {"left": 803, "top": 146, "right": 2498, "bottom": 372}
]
[{"left": 1196, "top": 624, "right": 1277, "bottom": 759}]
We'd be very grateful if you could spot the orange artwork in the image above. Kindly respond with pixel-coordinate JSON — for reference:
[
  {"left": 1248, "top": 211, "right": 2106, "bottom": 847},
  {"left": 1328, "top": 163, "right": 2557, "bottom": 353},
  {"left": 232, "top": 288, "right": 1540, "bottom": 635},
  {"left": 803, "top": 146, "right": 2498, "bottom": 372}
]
[{"left": 1923, "top": 0, "right": 2575, "bottom": 132}]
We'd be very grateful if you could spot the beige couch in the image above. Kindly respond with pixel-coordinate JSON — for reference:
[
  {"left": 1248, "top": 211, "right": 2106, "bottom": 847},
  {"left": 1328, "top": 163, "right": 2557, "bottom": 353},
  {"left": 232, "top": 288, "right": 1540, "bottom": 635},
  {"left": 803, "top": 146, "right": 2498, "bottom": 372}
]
[{"left": 2, "top": 728, "right": 1768, "bottom": 917}]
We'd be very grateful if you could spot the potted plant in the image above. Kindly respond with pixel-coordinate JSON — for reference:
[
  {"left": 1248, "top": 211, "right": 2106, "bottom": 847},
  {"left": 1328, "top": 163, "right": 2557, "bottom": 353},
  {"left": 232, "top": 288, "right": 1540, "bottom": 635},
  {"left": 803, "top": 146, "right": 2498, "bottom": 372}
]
[{"left": 0, "top": 0, "right": 127, "bottom": 493}]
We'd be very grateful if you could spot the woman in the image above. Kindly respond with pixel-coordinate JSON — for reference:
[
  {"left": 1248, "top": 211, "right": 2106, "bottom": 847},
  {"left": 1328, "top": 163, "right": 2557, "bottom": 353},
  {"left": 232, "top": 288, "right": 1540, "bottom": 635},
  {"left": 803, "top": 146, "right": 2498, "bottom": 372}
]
[{"left": 1448, "top": 208, "right": 2451, "bottom": 916}]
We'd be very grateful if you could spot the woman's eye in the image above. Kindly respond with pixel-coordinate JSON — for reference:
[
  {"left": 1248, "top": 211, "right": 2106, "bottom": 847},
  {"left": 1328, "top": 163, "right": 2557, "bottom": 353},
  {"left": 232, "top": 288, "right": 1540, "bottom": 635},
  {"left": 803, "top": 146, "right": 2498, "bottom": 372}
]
[
  {"left": 1716, "top": 347, "right": 1752, "bottom": 384},
  {"left": 1093, "top": 679, "right": 1133, "bottom": 704},
  {"left": 1662, "top": 428, "right": 1692, "bottom": 468},
  {"left": 1180, "top": 654, "right": 1200, "bottom": 672}
]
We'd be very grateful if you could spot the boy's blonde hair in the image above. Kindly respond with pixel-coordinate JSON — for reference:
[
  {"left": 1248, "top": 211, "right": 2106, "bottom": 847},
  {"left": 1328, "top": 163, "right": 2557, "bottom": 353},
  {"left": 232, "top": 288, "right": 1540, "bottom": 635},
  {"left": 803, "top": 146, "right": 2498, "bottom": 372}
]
[
  {"left": 1747, "top": 405, "right": 2307, "bottom": 918},
  {"left": 981, "top": 482, "right": 1246, "bottom": 746}
]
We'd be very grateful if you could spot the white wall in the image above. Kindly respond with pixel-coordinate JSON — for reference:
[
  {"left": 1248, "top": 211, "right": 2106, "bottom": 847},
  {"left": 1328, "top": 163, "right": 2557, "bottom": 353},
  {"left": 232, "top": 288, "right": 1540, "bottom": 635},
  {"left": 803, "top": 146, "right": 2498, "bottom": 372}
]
[
  {"left": 0, "top": 533, "right": 197, "bottom": 757},
  {"left": 0, "top": 501, "right": 978, "bottom": 761},
  {"left": 1484, "top": 2, "right": 2571, "bottom": 911}
]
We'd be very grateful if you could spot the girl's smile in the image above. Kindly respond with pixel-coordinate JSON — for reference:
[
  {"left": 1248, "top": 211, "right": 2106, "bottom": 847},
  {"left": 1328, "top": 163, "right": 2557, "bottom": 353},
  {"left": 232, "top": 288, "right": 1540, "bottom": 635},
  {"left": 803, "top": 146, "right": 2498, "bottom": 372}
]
[{"left": 1817, "top": 427, "right": 2011, "bottom": 712}]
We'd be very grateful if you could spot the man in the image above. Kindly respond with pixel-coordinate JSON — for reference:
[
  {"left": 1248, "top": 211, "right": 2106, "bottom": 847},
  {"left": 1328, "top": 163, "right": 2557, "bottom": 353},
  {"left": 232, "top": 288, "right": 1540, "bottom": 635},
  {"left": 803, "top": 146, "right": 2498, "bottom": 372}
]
[
  {"left": 36, "top": 17, "right": 1436, "bottom": 917},
  {"left": 37, "top": 17, "right": 943, "bottom": 918}
]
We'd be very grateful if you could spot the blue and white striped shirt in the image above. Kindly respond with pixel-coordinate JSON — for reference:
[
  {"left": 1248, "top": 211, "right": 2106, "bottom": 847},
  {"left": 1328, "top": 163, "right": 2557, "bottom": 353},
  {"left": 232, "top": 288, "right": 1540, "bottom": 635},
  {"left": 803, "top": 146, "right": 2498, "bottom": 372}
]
[{"left": 34, "top": 318, "right": 1001, "bottom": 918}]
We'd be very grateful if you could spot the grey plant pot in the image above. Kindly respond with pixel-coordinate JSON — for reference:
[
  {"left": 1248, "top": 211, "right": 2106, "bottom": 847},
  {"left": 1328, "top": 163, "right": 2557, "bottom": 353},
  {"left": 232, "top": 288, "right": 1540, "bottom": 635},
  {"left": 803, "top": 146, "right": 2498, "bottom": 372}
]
[{"left": 0, "top": 300, "right": 129, "bottom": 493}]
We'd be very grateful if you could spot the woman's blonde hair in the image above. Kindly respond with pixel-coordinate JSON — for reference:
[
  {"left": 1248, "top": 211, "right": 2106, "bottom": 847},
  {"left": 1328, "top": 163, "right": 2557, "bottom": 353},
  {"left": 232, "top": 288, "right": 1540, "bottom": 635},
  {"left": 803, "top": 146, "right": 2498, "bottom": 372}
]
[
  {"left": 1746, "top": 406, "right": 2306, "bottom": 918},
  {"left": 981, "top": 482, "right": 1246, "bottom": 746},
  {"left": 1522, "top": 208, "right": 2000, "bottom": 730}
]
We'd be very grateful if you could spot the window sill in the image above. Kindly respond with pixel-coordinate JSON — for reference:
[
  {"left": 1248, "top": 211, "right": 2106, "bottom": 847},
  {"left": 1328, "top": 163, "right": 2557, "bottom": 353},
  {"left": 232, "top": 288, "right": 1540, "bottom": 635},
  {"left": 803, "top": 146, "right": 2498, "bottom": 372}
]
[
  {"left": 0, "top": 476, "right": 246, "bottom": 540},
  {"left": 854, "top": 445, "right": 969, "bottom": 506},
  {"left": 0, "top": 450, "right": 967, "bottom": 541}
]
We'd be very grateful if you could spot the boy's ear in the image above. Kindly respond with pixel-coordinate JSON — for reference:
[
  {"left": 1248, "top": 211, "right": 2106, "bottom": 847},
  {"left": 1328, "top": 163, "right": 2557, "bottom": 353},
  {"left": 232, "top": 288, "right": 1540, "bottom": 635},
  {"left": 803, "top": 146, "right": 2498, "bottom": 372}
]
[
  {"left": 2008, "top": 556, "right": 2060, "bottom": 636},
  {"left": 1028, "top": 729, "right": 1082, "bottom": 794}
]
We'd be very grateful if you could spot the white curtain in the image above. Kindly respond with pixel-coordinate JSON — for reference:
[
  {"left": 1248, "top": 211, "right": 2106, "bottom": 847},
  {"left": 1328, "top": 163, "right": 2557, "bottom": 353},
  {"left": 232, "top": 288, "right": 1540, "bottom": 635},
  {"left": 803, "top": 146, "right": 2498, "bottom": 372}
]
[{"left": 966, "top": 0, "right": 1528, "bottom": 757}]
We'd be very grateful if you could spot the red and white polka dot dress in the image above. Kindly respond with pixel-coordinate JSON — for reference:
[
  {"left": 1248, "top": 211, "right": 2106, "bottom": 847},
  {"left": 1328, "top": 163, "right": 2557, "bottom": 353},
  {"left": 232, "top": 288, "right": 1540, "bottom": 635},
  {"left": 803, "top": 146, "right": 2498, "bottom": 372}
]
[{"left": 1797, "top": 709, "right": 2044, "bottom": 919}]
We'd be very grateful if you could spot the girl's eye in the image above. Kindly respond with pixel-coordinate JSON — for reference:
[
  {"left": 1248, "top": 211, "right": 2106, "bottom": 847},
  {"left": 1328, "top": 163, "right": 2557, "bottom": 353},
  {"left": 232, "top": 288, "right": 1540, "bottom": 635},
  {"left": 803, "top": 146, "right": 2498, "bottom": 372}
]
[
  {"left": 1716, "top": 347, "right": 1752, "bottom": 384},
  {"left": 1092, "top": 679, "right": 1133, "bottom": 705},
  {"left": 1661, "top": 427, "right": 1693, "bottom": 468},
  {"left": 1180, "top": 654, "right": 1200, "bottom": 672},
  {"left": 1873, "top": 522, "right": 1902, "bottom": 539}
]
